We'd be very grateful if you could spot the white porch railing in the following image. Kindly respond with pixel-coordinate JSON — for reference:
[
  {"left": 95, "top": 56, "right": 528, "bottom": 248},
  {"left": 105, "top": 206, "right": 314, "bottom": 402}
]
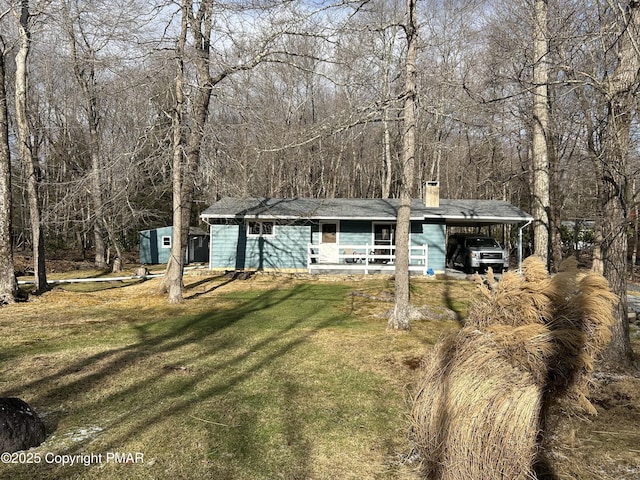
[{"left": 307, "top": 243, "right": 429, "bottom": 275}]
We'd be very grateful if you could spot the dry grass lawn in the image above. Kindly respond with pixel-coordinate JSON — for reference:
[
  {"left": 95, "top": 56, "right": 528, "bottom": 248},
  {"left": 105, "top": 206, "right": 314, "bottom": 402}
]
[{"left": 1, "top": 269, "right": 639, "bottom": 479}]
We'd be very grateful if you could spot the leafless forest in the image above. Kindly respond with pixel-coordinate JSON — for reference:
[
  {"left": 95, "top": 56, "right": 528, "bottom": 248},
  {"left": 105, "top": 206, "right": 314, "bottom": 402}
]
[{"left": 0, "top": 0, "right": 638, "bottom": 270}]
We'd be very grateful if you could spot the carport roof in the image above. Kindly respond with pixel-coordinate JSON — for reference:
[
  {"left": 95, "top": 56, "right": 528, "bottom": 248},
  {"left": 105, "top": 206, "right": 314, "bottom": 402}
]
[
  {"left": 201, "top": 197, "right": 532, "bottom": 225},
  {"left": 428, "top": 198, "right": 534, "bottom": 225}
]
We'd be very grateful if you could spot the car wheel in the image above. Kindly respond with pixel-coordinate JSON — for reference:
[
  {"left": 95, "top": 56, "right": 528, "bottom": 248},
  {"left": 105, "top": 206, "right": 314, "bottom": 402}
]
[{"left": 464, "top": 258, "right": 473, "bottom": 274}]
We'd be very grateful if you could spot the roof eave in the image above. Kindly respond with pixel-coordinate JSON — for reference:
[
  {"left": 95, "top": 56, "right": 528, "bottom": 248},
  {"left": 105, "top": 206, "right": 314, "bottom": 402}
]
[
  {"left": 201, "top": 214, "right": 423, "bottom": 221},
  {"left": 435, "top": 215, "right": 534, "bottom": 223},
  {"left": 201, "top": 213, "right": 533, "bottom": 223}
]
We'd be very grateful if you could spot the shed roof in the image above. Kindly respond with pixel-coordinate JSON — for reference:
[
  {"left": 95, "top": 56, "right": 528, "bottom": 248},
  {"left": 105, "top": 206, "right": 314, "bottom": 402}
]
[
  {"left": 139, "top": 226, "right": 209, "bottom": 236},
  {"left": 201, "top": 197, "right": 532, "bottom": 226}
]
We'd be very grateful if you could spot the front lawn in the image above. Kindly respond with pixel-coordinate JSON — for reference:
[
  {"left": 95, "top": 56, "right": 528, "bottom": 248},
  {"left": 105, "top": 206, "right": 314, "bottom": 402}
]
[
  {"left": 2, "top": 271, "right": 638, "bottom": 479},
  {"left": 1, "top": 273, "right": 469, "bottom": 480}
]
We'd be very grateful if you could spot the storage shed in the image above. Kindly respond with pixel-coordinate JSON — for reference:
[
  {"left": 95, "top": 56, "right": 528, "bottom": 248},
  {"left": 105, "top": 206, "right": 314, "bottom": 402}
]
[{"left": 139, "top": 226, "right": 210, "bottom": 264}]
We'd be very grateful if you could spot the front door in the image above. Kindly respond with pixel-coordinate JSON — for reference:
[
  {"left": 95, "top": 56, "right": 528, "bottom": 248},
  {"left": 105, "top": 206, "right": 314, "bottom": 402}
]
[
  {"left": 319, "top": 223, "right": 338, "bottom": 263},
  {"left": 373, "top": 223, "right": 396, "bottom": 263}
]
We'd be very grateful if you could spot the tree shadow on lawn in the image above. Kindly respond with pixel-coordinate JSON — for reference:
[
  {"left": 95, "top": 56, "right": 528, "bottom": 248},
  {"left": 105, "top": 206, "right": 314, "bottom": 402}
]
[
  {"left": 185, "top": 275, "right": 237, "bottom": 299},
  {"left": 2, "top": 284, "right": 353, "bottom": 479},
  {"left": 442, "top": 279, "right": 466, "bottom": 326}
]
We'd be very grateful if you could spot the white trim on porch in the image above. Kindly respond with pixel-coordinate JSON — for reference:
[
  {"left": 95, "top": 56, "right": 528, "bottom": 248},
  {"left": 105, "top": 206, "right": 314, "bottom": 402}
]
[{"left": 307, "top": 243, "right": 430, "bottom": 275}]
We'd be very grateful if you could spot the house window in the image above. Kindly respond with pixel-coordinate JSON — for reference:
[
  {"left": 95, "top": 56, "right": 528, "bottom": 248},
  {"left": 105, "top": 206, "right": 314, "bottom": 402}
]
[
  {"left": 247, "top": 221, "right": 275, "bottom": 237},
  {"left": 161, "top": 236, "right": 172, "bottom": 248},
  {"left": 321, "top": 223, "right": 337, "bottom": 243}
]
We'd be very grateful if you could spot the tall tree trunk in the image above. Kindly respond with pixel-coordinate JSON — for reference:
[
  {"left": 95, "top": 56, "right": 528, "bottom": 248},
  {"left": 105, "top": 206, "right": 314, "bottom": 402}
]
[
  {"left": 381, "top": 36, "right": 393, "bottom": 200},
  {"left": 382, "top": 107, "right": 392, "bottom": 200},
  {"left": 632, "top": 178, "right": 638, "bottom": 282},
  {"left": 0, "top": 40, "right": 17, "bottom": 304},
  {"left": 62, "top": 2, "right": 107, "bottom": 269},
  {"left": 159, "top": 0, "right": 186, "bottom": 301},
  {"left": 531, "top": 0, "right": 550, "bottom": 267},
  {"left": 599, "top": 0, "right": 639, "bottom": 366},
  {"left": 389, "top": 0, "right": 417, "bottom": 331},
  {"left": 79, "top": 52, "right": 106, "bottom": 269},
  {"left": 103, "top": 220, "right": 123, "bottom": 272},
  {"left": 549, "top": 177, "right": 564, "bottom": 272},
  {"left": 159, "top": 0, "right": 191, "bottom": 303},
  {"left": 15, "top": 0, "right": 47, "bottom": 293},
  {"left": 89, "top": 94, "right": 107, "bottom": 270},
  {"left": 159, "top": 0, "right": 243, "bottom": 303}
]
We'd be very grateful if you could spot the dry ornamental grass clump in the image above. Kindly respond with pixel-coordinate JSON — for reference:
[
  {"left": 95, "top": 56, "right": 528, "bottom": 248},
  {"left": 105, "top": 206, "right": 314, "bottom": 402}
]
[{"left": 411, "top": 256, "right": 617, "bottom": 480}]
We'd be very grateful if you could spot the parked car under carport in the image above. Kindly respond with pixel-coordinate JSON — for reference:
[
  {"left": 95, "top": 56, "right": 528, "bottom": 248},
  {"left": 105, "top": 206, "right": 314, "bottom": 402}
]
[{"left": 446, "top": 233, "right": 509, "bottom": 274}]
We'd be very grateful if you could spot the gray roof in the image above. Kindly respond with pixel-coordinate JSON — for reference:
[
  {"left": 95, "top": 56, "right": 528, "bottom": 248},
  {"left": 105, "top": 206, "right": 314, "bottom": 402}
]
[
  {"left": 139, "top": 226, "right": 209, "bottom": 236},
  {"left": 201, "top": 197, "right": 532, "bottom": 226}
]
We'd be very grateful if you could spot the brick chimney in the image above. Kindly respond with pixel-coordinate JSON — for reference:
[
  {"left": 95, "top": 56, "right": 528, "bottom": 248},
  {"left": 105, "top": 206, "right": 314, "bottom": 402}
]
[{"left": 424, "top": 181, "right": 440, "bottom": 207}]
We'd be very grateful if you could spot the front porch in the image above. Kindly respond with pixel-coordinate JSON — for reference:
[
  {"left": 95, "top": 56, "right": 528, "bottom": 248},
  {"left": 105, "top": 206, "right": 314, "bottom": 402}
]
[{"left": 306, "top": 243, "right": 431, "bottom": 275}]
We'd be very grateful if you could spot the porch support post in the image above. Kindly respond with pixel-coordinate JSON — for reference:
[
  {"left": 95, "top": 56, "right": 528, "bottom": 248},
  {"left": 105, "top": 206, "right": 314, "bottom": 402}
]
[
  {"left": 365, "top": 244, "right": 370, "bottom": 275},
  {"left": 518, "top": 220, "right": 532, "bottom": 271}
]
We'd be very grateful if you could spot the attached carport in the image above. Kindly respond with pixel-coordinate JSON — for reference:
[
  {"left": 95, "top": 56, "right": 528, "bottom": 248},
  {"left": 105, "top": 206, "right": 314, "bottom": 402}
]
[{"left": 422, "top": 199, "right": 534, "bottom": 271}]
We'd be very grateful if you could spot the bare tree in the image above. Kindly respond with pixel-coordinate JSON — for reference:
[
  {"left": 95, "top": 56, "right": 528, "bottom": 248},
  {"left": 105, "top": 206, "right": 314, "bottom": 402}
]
[
  {"left": 355, "top": 1, "right": 403, "bottom": 199},
  {"left": 15, "top": 0, "right": 47, "bottom": 292},
  {"left": 599, "top": 0, "right": 639, "bottom": 365},
  {"left": 158, "top": 0, "right": 189, "bottom": 303},
  {"left": 50, "top": 0, "right": 154, "bottom": 268},
  {"left": 531, "top": 0, "right": 550, "bottom": 266},
  {"left": 388, "top": 0, "right": 417, "bottom": 331},
  {"left": 0, "top": 33, "right": 17, "bottom": 304},
  {"left": 632, "top": 178, "right": 639, "bottom": 282},
  {"left": 61, "top": 1, "right": 107, "bottom": 268},
  {"left": 159, "top": 0, "right": 283, "bottom": 302}
]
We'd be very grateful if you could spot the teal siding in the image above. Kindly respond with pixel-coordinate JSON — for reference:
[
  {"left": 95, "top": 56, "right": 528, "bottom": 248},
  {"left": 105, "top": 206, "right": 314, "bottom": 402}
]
[
  {"left": 208, "top": 218, "right": 447, "bottom": 273},
  {"left": 211, "top": 223, "right": 310, "bottom": 270},
  {"left": 139, "top": 226, "right": 173, "bottom": 264},
  {"left": 211, "top": 224, "right": 241, "bottom": 269},
  {"left": 421, "top": 221, "right": 446, "bottom": 271},
  {"left": 409, "top": 221, "right": 427, "bottom": 267},
  {"left": 339, "top": 220, "right": 371, "bottom": 245},
  {"left": 244, "top": 224, "right": 310, "bottom": 269},
  {"left": 140, "top": 226, "right": 209, "bottom": 265}
]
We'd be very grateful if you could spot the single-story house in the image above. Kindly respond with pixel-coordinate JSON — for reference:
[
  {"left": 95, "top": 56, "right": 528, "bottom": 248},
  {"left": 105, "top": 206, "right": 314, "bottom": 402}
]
[
  {"left": 200, "top": 186, "right": 533, "bottom": 275},
  {"left": 139, "top": 226, "right": 210, "bottom": 265}
]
